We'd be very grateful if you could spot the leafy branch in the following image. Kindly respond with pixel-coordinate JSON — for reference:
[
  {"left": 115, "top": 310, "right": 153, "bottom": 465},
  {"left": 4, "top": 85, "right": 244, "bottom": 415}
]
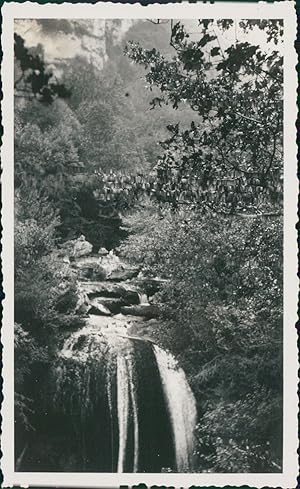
[{"left": 14, "top": 33, "right": 71, "bottom": 104}]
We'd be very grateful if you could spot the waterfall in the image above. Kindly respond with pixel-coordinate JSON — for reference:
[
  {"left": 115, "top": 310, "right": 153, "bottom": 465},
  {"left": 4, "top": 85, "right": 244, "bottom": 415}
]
[
  {"left": 51, "top": 326, "right": 196, "bottom": 473},
  {"left": 117, "top": 355, "right": 130, "bottom": 473},
  {"left": 138, "top": 292, "right": 148, "bottom": 304},
  {"left": 127, "top": 357, "right": 139, "bottom": 472},
  {"left": 106, "top": 370, "right": 115, "bottom": 471},
  {"left": 153, "top": 345, "right": 197, "bottom": 472},
  {"left": 116, "top": 354, "right": 139, "bottom": 473}
]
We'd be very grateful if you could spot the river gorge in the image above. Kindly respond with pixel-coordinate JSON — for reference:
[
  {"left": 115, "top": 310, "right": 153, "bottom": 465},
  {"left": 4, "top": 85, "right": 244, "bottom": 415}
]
[{"left": 17, "top": 237, "right": 197, "bottom": 473}]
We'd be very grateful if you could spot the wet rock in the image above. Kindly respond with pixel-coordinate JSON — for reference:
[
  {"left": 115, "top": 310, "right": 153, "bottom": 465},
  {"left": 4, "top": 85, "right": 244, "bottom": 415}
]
[
  {"left": 127, "top": 325, "right": 157, "bottom": 344},
  {"left": 81, "top": 281, "right": 140, "bottom": 304},
  {"left": 56, "top": 239, "right": 76, "bottom": 258},
  {"left": 88, "top": 299, "right": 112, "bottom": 316},
  {"left": 106, "top": 267, "right": 140, "bottom": 282},
  {"left": 72, "top": 257, "right": 107, "bottom": 281},
  {"left": 72, "top": 235, "right": 93, "bottom": 258},
  {"left": 73, "top": 249, "right": 137, "bottom": 282},
  {"left": 120, "top": 304, "right": 160, "bottom": 318},
  {"left": 98, "top": 247, "right": 109, "bottom": 256},
  {"left": 86, "top": 313, "right": 136, "bottom": 333},
  {"left": 73, "top": 253, "right": 126, "bottom": 280},
  {"left": 100, "top": 253, "right": 124, "bottom": 277},
  {"left": 92, "top": 297, "right": 127, "bottom": 314},
  {"left": 75, "top": 285, "right": 90, "bottom": 315}
]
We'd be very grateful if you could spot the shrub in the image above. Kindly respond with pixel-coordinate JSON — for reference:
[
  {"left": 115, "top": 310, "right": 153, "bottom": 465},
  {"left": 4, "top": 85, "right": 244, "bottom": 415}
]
[{"left": 120, "top": 205, "right": 283, "bottom": 472}]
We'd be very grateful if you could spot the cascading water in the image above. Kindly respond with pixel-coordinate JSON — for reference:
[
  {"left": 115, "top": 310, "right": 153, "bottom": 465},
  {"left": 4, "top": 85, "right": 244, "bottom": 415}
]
[
  {"left": 117, "top": 355, "right": 129, "bottom": 473},
  {"left": 138, "top": 293, "right": 149, "bottom": 305},
  {"left": 127, "top": 356, "right": 139, "bottom": 473},
  {"left": 52, "top": 324, "right": 197, "bottom": 473},
  {"left": 153, "top": 345, "right": 197, "bottom": 472}
]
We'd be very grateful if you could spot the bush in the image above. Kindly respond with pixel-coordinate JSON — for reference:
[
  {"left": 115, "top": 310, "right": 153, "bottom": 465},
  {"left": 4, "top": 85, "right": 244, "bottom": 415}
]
[
  {"left": 119, "top": 205, "right": 283, "bottom": 472},
  {"left": 15, "top": 188, "right": 85, "bottom": 451},
  {"left": 196, "top": 390, "right": 282, "bottom": 472}
]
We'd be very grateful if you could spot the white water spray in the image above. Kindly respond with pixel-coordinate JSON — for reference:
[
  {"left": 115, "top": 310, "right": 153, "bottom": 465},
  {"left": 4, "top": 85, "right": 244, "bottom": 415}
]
[
  {"left": 117, "top": 355, "right": 130, "bottom": 473},
  {"left": 55, "top": 326, "right": 197, "bottom": 473},
  {"left": 138, "top": 292, "right": 149, "bottom": 304},
  {"left": 153, "top": 345, "right": 197, "bottom": 472},
  {"left": 128, "top": 356, "right": 139, "bottom": 472}
]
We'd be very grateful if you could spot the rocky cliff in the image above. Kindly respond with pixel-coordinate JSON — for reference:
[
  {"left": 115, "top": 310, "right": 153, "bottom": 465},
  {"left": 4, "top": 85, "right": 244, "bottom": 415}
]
[{"left": 14, "top": 18, "right": 135, "bottom": 74}]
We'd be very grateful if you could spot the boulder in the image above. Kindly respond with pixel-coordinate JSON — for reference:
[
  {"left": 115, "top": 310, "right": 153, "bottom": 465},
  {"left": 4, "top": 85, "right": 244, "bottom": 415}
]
[
  {"left": 72, "top": 257, "right": 107, "bottom": 281},
  {"left": 106, "top": 267, "right": 140, "bottom": 282},
  {"left": 73, "top": 250, "right": 137, "bottom": 282},
  {"left": 88, "top": 299, "right": 112, "bottom": 316},
  {"left": 75, "top": 285, "right": 90, "bottom": 315},
  {"left": 98, "top": 247, "right": 109, "bottom": 256},
  {"left": 86, "top": 313, "right": 135, "bottom": 333},
  {"left": 91, "top": 297, "right": 127, "bottom": 314},
  {"left": 120, "top": 304, "right": 160, "bottom": 318},
  {"left": 56, "top": 239, "right": 77, "bottom": 258},
  {"left": 72, "top": 235, "right": 93, "bottom": 258},
  {"left": 81, "top": 281, "right": 140, "bottom": 304},
  {"left": 100, "top": 252, "right": 124, "bottom": 277}
]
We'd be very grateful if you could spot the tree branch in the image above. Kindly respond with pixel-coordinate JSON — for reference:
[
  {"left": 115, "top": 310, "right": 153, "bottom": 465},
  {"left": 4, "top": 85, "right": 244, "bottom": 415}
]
[
  {"left": 236, "top": 112, "right": 262, "bottom": 125},
  {"left": 146, "top": 19, "right": 169, "bottom": 25}
]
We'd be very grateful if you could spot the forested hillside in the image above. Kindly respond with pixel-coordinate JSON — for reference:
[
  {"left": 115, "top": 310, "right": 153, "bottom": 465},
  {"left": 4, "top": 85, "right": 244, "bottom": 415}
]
[{"left": 15, "top": 19, "right": 283, "bottom": 473}]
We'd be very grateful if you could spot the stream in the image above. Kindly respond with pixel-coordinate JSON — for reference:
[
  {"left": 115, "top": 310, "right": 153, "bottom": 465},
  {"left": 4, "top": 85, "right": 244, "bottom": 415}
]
[{"left": 21, "top": 241, "right": 197, "bottom": 473}]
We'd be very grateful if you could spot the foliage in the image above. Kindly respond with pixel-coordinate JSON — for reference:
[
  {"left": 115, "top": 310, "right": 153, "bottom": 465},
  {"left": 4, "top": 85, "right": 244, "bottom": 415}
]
[
  {"left": 120, "top": 208, "right": 282, "bottom": 471},
  {"left": 76, "top": 97, "right": 145, "bottom": 172},
  {"left": 14, "top": 117, "right": 82, "bottom": 193},
  {"left": 14, "top": 33, "right": 71, "bottom": 103},
  {"left": 15, "top": 102, "right": 98, "bottom": 245},
  {"left": 60, "top": 23, "right": 201, "bottom": 173},
  {"left": 60, "top": 56, "right": 101, "bottom": 110},
  {"left": 14, "top": 19, "right": 284, "bottom": 473},
  {"left": 14, "top": 323, "right": 48, "bottom": 431},
  {"left": 14, "top": 185, "right": 84, "bottom": 443},
  {"left": 196, "top": 390, "right": 282, "bottom": 472},
  {"left": 16, "top": 97, "right": 82, "bottom": 133},
  {"left": 15, "top": 184, "right": 81, "bottom": 332},
  {"left": 125, "top": 20, "right": 283, "bottom": 215},
  {"left": 122, "top": 27, "right": 284, "bottom": 471}
]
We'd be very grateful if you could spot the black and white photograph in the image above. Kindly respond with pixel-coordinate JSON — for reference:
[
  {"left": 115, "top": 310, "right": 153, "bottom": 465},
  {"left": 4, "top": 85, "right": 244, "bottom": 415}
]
[{"left": 1, "top": 2, "right": 298, "bottom": 487}]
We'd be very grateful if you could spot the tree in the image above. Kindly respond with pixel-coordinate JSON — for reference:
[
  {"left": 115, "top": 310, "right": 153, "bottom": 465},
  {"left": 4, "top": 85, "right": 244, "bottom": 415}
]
[
  {"left": 14, "top": 183, "right": 84, "bottom": 460},
  {"left": 120, "top": 207, "right": 283, "bottom": 472},
  {"left": 120, "top": 20, "right": 284, "bottom": 471},
  {"left": 125, "top": 20, "right": 283, "bottom": 215},
  {"left": 14, "top": 33, "right": 71, "bottom": 104}
]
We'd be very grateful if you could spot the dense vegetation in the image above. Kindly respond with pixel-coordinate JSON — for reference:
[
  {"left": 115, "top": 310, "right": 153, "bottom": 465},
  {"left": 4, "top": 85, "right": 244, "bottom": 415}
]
[
  {"left": 119, "top": 208, "right": 282, "bottom": 471},
  {"left": 15, "top": 19, "right": 283, "bottom": 472}
]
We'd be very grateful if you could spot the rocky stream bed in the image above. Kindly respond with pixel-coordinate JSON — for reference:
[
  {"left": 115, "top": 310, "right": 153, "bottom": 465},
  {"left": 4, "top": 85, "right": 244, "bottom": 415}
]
[{"left": 62, "top": 235, "right": 167, "bottom": 342}]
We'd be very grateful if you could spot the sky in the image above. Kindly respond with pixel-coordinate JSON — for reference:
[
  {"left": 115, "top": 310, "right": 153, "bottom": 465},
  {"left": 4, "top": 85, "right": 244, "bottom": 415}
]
[{"left": 14, "top": 18, "right": 283, "bottom": 70}]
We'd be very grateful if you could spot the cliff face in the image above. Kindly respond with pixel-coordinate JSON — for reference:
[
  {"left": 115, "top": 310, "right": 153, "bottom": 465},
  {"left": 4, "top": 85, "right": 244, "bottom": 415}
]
[{"left": 14, "top": 19, "right": 135, "bottom": 73}]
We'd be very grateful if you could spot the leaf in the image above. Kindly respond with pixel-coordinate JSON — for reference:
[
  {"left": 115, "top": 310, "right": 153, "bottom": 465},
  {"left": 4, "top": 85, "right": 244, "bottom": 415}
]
[
  {"left": 171, "top": 21, "right": 181, "bottom": 38},
  {"left": 211, "top": 47, "right": 221, "bottom": 57},
  {"left": 149, "top": 97, "right": 164, "bottom": 109},
  {"left": 198, "top": 34, "right": 216, "bottom": 48},
  {"left": 201, "top": 19, "right": 213, "bottom": 30}
]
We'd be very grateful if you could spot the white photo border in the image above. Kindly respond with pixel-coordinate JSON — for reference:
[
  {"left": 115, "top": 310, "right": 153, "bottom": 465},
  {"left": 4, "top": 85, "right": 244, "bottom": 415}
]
[{"left": 1, "top": 2, "right": 298, "bottom": 487}]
